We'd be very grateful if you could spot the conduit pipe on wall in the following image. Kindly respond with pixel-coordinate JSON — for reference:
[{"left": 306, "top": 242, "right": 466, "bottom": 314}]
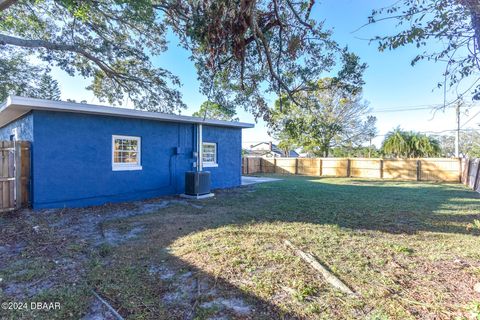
[{"left": 196, "top": 123, "right": 203, "bottom": 172}]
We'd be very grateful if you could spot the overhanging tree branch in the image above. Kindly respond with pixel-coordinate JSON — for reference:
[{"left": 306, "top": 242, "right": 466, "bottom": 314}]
[
  {"left": 252, "top": 12, "right": 299, "bottom": 105},
  {"left": 0, "top": 34, "right": 117, "bottom": 77},
  {"left": 0, "top": 0, "right": 17, "bottom": 12},
  {"left": 0, "top": 0, "right": 364, "bottom": 116}
]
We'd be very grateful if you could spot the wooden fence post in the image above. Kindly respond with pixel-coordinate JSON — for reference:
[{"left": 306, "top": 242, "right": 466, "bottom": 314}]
[
  {"left": 295, "top": 158, "right": 299, "bottom": 175},
  {"left": 347, "top": 159, "right": 351, "bottom": 177},
  {"left": 474, "top": 160, "right": 480, "bottom": 191},
  {"left": 416, "top": 160, "right": 421, "bottom": 181},
  {"left": 464, "top": 158, "right": 471, "bottom": 185},
  {"left": 318, "top": 159, "right": 322, "bottom": 176},
  {"left": 246, "top": 158, "right": 249, "bottom": 174},
  {"left": 463, "top": 158, "right": 470, "bottom": 186},
  {"left": 274, "top": 158, "right": 277, "bottom": 174},
  {"left": 22, "top": 142, "right": 31, "bottom": 206},
  {"left": 260, "top": 157, "right": 263, "bottom": 173},
  {"left": 380, "top": 159, "right": 384, "bottom": 179},
  {"left": 458, "top": 158, "right": 462, "bottom": 183},
  {"left": 14, "top": 142, "right": 22, "bottom": 209}
]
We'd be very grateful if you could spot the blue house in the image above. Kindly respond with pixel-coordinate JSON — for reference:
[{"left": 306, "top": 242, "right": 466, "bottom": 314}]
[{"left": 0, "top": 96, "right": 253, "bottom": 209}]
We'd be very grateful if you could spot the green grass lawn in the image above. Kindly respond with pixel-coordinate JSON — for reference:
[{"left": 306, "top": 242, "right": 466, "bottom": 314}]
[{"left": 1, "top": 176, "right": 480, "bottom": 319}]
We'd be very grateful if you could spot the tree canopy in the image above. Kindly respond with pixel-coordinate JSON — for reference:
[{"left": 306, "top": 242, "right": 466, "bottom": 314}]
[
  {"left": 0, "top": 0, "right": 365, "bottom": 117},
  {"left": 36, "top": 74, "right": 61, "bottom": 100},
  {"left": 192, "top": 101, "right": 238, "bottom": 121},
  {"left": 0, "top": 49, "right": 43, "bottom": 101},
  {"left": 0, "top": 49, "right": 62, "bottom": 101},
  {"left": 270, "top": 79, "right": 376, "bottom": 157},
  {"left": 381, "top": 128, "right": 441, "bottom": 158},
  {"left": 330, "top": 145, "right": 380, "bottom": 158},
  {"left": 367, "top": 0, "right": 480, "bottom": 102},
  {"left": 433, "top": 130, "right": 480, "bottom": 157}
]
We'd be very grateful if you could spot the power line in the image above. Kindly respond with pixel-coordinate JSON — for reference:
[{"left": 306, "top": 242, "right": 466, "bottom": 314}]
[
  {"left": 242, "top": 128, "right": 478, "bottom": 144},
  {"left": 461, "top": 109, "right": 480, "bottom": 128},
  {"left": 373, "top": 104, "right": 480, "bottom": 113},
  {"left": 372, "top": 106, "right": 438, "bottom": 113},
  {"left": 374, "top": 103, "right": 444, "bottom": 110},
  {"left": 365, "top": 128, "right": 477, "bottom": 138}
]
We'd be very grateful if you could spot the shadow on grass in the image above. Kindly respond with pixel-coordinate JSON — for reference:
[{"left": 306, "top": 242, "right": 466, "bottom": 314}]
[
  {"left": 84, "top": 175, "right": 479, "bottom": 318},
  {"left": 244, "top": 175, "right": 480, "bottom": 236},
  {"left": 1, "top": 175, "right": 479, "bottom": 319},
  {"left": 87, "top": 243, "right": 298, "bottom": 320}
]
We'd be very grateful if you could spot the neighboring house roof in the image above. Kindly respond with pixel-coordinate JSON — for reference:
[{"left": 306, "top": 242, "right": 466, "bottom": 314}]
[
  {"left": 244, "top": 150, "right": 275, "bottom": 157},
  {"left": 249, "top": 142, "right": 273, "bottom": 150},
  {"left": 286, "top": 150, "right": 299, "bottom": 157},
  {"left": 246, "top": 142, "right": 299, "bottom": 157},
  {"left": 0, "top": 96, "right": 254, "bottom": 129}
]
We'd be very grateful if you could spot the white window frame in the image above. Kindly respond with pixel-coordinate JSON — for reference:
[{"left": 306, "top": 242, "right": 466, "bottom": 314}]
[
  {"left": 112, "top": 135, "right": 142, "bottom": 171},
  {"left": 202, "top": 142, "right": 218, "bottom": 167}
]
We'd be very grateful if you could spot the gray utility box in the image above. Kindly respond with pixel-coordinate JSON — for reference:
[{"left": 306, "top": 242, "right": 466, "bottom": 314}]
[{"left": 185, "top": 171, "right": 211, "bottom": 196}]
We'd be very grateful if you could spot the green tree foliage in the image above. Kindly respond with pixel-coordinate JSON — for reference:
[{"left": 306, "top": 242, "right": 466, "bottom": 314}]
[
  {"left": 0, "top": 0, "right": 365, "bottom": 117},
  {"left": 270, "top": 79, "right": 376, "bottom": 157},
  {"left": 277, "top": 137, "right": 298, "bottom": 157},
  {"left": 0, "top": 50, "right": 43, "bottom": 101},
  {"left": 368, "top": 0, "right": 480, "bottom": 101},
  {"left": 364, "top": 115, "right": 379, "bottom": 141},
  {"left": 433, "top": 131, "right": 480, "bottom": 157},
  {"left": 381, "top": 128, "right": 441, "bottom": 158},
  {"left": 0, "top": 49, "right": 62, "bottom": 101},
  {"left": 35, "top": 74, "right": 61, "bottom": 100},
  {"left": 192, "top": 101, "right": 238, "bottom": 121},
  {"left": 330, "top": 145, "right": 380, "bottom": 158},
  {"left": 1, "top": 0, "right": 183, "bottom": 112}
]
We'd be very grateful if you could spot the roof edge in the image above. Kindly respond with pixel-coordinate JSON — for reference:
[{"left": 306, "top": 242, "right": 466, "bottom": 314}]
[{"left": 2, "top": 95, "right": 254, "bottom": 129}]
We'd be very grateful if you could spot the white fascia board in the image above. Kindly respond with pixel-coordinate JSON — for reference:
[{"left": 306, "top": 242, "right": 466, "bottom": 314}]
[{"left": 0, "top": 96, "right": 255, "bottom": 129}]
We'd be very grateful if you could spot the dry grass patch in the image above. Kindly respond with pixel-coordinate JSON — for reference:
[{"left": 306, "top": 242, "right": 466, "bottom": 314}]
[{"left": 1, "top": 176, "right": 480, "bottom": 319}]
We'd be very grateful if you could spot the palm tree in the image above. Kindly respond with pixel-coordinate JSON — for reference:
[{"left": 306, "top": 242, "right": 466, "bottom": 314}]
[
  {"left": 408, "top": 132, "right": 422, "bottom": 157},
  {"left": 416, "top": 134, "right": 440, "bottom": 157},
  {"left": 381, "top": 127, "right": 410, "bottom": 157},
  {"left": 382, "top": 128, "right": 441, "bottom": 158}
]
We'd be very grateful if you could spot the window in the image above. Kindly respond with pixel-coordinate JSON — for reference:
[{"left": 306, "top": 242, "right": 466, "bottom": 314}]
[
  {"left": 112, "top": 135, "right": 142, "bottom": 171},
  {"left": 202, "top": 142, "right": 217, "bottom": 167}
]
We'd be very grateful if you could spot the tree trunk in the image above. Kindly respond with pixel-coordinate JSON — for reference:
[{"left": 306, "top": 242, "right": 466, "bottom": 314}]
[
  {"left": 0, "top": 0, "right": 18, "bottom": 12},
  {"left": 368, "top": 138, "right": 372, "bottom": 158},
  {"left": 462, "top": 0, "right": 480, "bottom": 56}
]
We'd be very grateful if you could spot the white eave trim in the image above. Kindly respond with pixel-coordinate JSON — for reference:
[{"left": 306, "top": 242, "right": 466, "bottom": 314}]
[{"left": 0, "top": 96, "right": 255, "bottom": 129}]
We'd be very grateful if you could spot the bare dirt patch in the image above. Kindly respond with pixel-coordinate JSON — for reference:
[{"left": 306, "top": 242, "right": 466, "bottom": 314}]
[{"left": 1, "top": 177, "right": 479, "bottom": 319}]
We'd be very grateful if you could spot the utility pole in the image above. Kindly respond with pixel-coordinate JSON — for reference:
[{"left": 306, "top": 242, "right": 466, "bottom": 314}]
[{"left": 455, "top": 101, "right": 461, "bottom": 158}]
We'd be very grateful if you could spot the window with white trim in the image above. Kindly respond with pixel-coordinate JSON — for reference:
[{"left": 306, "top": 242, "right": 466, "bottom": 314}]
[
  {"left": 112, "top": 135, "right": 142, "bottom": 171},
  {"left": 202, "top": 142, "right": 217, "bottom": 167}
]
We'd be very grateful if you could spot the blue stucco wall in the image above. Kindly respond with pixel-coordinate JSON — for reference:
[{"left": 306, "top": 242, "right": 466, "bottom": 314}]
[
  {"left": 202, "top": 126, "right": 242, "bottom": 188},
  {"left": 0, "top": 112, "right": 34, "bottom": 141},
  {"left": 30, "top": 110, "right": 242, "bottom": 208}
]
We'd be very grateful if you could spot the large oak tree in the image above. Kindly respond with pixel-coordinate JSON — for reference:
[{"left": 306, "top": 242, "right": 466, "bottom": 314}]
[
  {"left": 367, "top": 0, "right": 480, "bottom": 103},
  {"left": 0, "top": 0, "right": 365, "bottom": 118},
  {"left": 192, "top": 101, "right": 238, "bottom": 121},
  {"left": 270, "top": 78, "right": 376, "bottom": 157}
]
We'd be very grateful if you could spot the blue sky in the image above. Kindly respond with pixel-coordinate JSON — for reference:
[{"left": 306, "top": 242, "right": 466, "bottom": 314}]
[{"left": 51, "top": 0, "right": 479, "bottom": 148}]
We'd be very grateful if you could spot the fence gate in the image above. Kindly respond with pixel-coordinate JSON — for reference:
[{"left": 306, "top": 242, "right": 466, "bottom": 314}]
[{"left": 0, "top": 141, "right": 30, "bottom": 212}]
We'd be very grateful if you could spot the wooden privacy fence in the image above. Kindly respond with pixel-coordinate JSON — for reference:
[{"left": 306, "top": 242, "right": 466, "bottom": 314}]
[
  {"left": 461, "top": 158, "right": 480, "bottom": 193},
  {"left": 0, "top": 141, "right": 30, "bottom": 212},
  {"left": 242, "top": 157, "right": 462, "bottom": 182}
]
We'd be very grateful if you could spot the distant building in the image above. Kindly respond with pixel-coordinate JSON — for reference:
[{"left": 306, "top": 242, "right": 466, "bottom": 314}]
[{"left": 245, "top": 142, "right": 298, "bottom": 158}]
